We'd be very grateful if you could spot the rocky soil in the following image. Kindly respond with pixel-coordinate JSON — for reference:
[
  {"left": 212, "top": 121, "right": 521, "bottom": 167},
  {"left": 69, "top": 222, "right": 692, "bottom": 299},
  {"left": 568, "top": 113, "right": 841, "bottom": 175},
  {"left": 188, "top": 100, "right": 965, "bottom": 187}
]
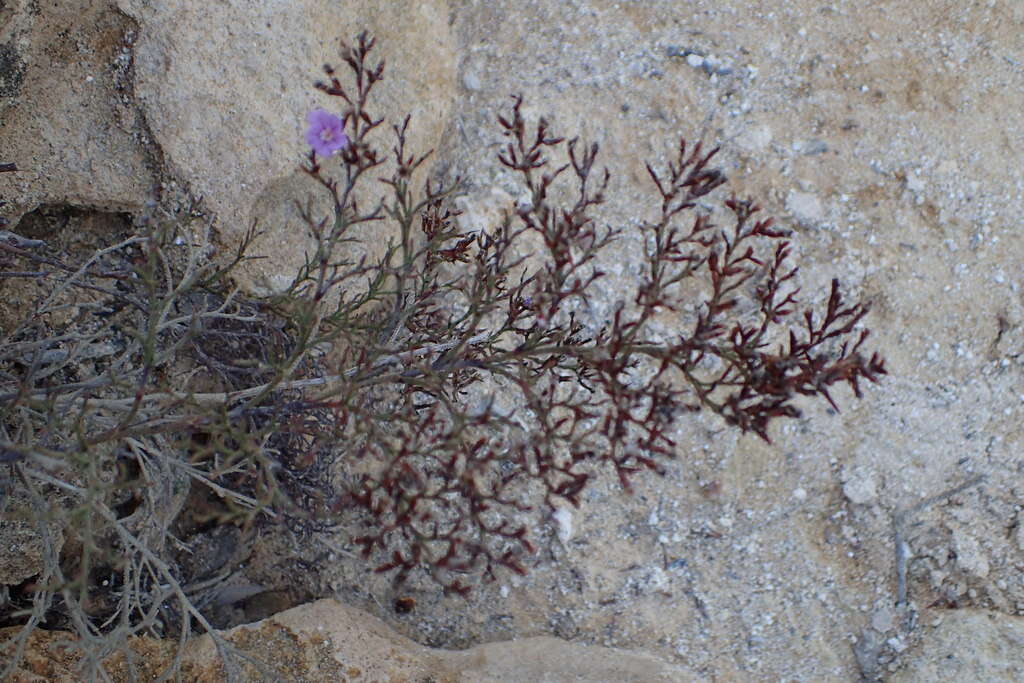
[{"left": 2, "top": 0, "right": 1022, "bottom": 680}]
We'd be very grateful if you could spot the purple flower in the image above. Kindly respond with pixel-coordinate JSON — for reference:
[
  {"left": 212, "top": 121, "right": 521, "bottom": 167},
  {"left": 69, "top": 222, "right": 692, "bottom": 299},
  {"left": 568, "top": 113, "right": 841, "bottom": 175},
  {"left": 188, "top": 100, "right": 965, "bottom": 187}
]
[{"left": 305, "top": 109, "right": 348, "bottom": 156}]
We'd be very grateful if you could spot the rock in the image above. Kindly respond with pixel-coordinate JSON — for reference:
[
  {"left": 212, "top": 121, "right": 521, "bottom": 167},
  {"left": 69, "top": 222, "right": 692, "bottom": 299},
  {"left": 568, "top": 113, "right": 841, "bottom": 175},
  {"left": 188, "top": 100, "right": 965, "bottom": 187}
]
[
  {"left": 455, "top": 186, "right": 515, "bottom": 234},
  {"left": 905, "top": 171, "right": 926, "bottom": 193},
  {"left": 0, "top": 0, "right": 154, "bottom": 228},
  {"left": 116, "top": 0, "right": 456, "bottom": 296},
  {"left": 842, "top": 467, "right": 878, "bottom": 505},
  {"left": 800, "top": 138, "right": 829, "bottom": 156},
  {"left": 462, "top": 66, "right": 483, "bottom": 92},
  {"left": 1, "top": 1, "right": 456, "bottom": 297},
  {"left": 736, "top": 123, "right": 773, "bottom": 154},
  {"left": 786, "top": 190, "right": 825, "bottom": 225},
  {"left": 0, "top": 598, "right": 695, "bottom": 681},
  {"left": 870, "top": 605, "right": 895, "bottom": 633},
  {"left": 890, "top": 609, "right": 1024, "bottom": 681},
  {"left": 951, "top": 526, "right": 990, "bottom": 579},
  {"left": 244, "top": 171, "right": 334, "bottom": 297},
  {"left": 552, "top": 506, "right": 574, "bottom": 545}
]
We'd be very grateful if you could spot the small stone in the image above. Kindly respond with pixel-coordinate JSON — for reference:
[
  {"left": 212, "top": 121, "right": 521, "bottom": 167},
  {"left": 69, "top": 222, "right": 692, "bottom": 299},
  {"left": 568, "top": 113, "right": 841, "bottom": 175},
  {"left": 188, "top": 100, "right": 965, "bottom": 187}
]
[
  {"left": 701, "top": 55, "right": 731, "bottom": 75},
  {"left": 801, "top": 138, "right": 829, "bottom": 155},
  {"left": 737, "top": 123, "right": 773, "bottom": 153},
  {"left": 686, "top": 53, "right": 705, "bottom": 69},
  {"left": 787, "top": 190, "right": 825, "bottom": 224},
  {"left": 871, "top": 606, "right": 895, "bottom": 632},
  {"left": 905, "top": 172, "right": 926, "bottom": 193},
  {"left": 842, "top": 468, "right": 878, "bottom": 505},
  {"left": 666, "top": 45, "right": 703, "bottom": 60},
  {"left": 793, "top": 487, "right": 808, "bottom": 501},
  {"left": 462, "top": 69, "right": 482, "bottom": 91},
  {"left": 952, "top": 527, "right": 990, "bottom": 579},
  {"left": 552, "top": 507, "right": 573, "bottom": 545},
  {"left": 887, "top": 636, "right": 907, "bottom": 653}
]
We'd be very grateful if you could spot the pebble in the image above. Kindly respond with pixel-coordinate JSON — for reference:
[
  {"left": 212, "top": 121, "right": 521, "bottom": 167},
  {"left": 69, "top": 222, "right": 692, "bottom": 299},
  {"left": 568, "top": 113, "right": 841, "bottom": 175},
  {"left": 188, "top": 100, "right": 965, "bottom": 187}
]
[
  {"left": 701, "top": 55, "right": 730, "bottom": 76},
  {"left": 886, "top": 636, "right": 907, "bottom": 653},
  {"left": 665, "top": 45, "right": 701, "bottom": 59},
  {"left": 842, "top": 468, "right": 878, "bottom": 505},
  {"left": 669, "top": 46, "right": 734, "bottom": 77},
  {"left": 462, "top": 70, "right": 482, "bottom": 91},
  {"left": 787, "top": 190, "right": 825, "bottom": 224},
  {"left": 871, "top": 606, "right": 895, "bottom": 632},
  {"left": 905, "top": 171, "right": 926, "bottom": 193},
  {"left": 801, "top": 138, "right": 829, "bottom": 155},
  {"left": 952, "top": 527, "right": 990, "bottom": 579},
  {"left": 737, "top": 123, "right": 773, "bottom": 153},
  {"left": 553, "top": 507, "right": 573, "bottom": 544}
]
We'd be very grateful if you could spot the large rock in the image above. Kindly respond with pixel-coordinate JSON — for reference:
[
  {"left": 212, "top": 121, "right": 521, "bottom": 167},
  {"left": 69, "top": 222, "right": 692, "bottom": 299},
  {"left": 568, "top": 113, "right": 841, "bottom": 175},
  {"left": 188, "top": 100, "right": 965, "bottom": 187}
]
[
  {"left": 0, "top": 0, "right": 154, "bottom": 226},
  {"left": 116, "top": 0, "right": 456, "bottom": 295},
  {"left": 0, "top": 1, "right": 455, "bottom": 296},
  {"left": 0, "top": 598, "right": 694, "bottom": 681}
]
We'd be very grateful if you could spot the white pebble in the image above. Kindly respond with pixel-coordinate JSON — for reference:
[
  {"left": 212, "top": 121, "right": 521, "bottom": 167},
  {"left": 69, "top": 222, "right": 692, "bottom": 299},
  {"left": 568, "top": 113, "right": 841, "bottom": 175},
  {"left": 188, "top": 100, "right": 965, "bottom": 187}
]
[
  {"left": 842, "top": 468, "right": 878, "bottom": 505},
  {"left": 553, "top": 507, "right": 573, "bottom": 544},
  {"left": 787, "top": 190, "right": 825, "bottom": 224},
  {"left": 952, "top": 528, "right": 990, "bottom": 579}
]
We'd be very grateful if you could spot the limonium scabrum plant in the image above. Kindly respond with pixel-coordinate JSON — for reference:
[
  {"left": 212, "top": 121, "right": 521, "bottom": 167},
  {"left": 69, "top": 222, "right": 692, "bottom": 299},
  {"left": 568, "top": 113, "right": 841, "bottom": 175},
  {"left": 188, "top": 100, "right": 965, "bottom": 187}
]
[{"left": 290, "top": 32, "right": 886, "bottom": 595}]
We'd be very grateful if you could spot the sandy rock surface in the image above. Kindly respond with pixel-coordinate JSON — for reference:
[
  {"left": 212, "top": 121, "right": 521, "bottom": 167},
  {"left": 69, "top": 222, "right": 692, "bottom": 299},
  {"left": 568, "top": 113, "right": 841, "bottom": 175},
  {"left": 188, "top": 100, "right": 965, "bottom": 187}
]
[
  {"left": 889, "top": 608, "right": 1024, "bottom": 681},
  {"left": 2, "top": 0, "right": 1023, "bottom": 680},
  {"left": 4, "top": 602, "right": 1022, "bottom": 681},
  {"left": 1, "top": 599, "right": 694, "bottom": 681},
  {"left": 0, "top": 0, "right": 154, "bottom": 222}
]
